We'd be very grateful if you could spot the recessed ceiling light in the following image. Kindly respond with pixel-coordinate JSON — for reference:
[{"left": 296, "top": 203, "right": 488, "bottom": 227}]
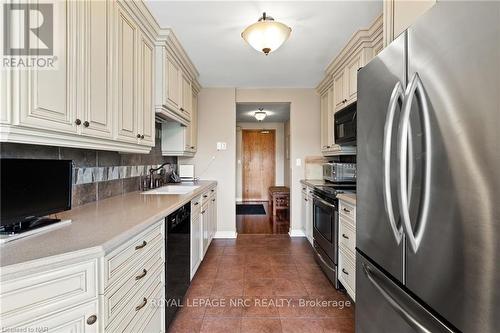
[{"left": 241, "top": 12, "right": 292, "bottom": 56}]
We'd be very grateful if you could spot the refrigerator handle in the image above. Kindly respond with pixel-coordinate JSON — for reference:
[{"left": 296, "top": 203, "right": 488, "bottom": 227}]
[
  {"left": 397, "top": 73, "right": 432, "bottom": 253},
  {"left": 383, "top": 81, "right": 405, "bottom": 244},
  {"left": 362, "top": 262, "right": 451, "bottom": 333}
]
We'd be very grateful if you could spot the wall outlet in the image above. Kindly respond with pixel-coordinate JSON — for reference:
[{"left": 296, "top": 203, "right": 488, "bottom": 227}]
[
  {"left": 217, "top": 142, "right": 227, "bottom": 151},
  {"left": 296, "top": 158, "right": 302, "bottom": 166}
]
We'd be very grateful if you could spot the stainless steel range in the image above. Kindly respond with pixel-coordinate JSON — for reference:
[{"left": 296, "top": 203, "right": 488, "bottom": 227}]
[{"left": 312, "top": 184, "right": 355, "bottom": 288}]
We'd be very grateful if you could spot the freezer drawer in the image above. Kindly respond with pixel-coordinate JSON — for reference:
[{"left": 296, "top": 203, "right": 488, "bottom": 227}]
[{"left": 356, "top": 251, "right": 454, "bottom": 333}]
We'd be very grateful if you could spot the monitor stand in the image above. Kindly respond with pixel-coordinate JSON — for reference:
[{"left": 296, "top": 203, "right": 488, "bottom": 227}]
[{"left": 0, "top": 217, "right": 71, "bottom": 244}]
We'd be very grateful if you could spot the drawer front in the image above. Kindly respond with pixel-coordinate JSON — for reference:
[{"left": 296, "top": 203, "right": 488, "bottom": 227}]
[
  {"left": 192, "top": 196, "right": 202, "bottom": 215},
  {"left": 201, "top": 190, "right": 210, "bottom": 204},
  {"left": 104, "top": 221, "right": 164, "bottom": 288},
  {"left": 0, "top": 259, "right": 98, "bottom": 324},
  {"left": 124, "top": 284, "right": 164, "bottom": 333},
  {"left": 339, "top": 219, "right": 356, "bottom": 255},
  {"left": 339, "top": 200, "right": 356, "bottom": 222},
  {"left": 338, "top": 248, "right": 356, "bottom": 300},
  {"left": 103, "top": 244, "right": 164, "bottom": 327},
  {"left": 106, "top": 269, "right": 163, "bottom": 332}
]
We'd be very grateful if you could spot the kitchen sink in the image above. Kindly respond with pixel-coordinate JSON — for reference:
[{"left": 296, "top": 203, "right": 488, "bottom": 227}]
[{"left": 141, "top": 185, "right": 200, "bottom": 195}]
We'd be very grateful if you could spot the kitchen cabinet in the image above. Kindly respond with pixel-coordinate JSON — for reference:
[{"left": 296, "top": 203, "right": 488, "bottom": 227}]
[
  {"left": 201, "top": 202, "right": 210, "bottom": 256},
  {"left": 137, "top": 31, "right": 155, "bottom": 146},
  {"left": 190, "top": 197, "right": 202, "bottom": 279},
  {"left": 0, "top": 0, "right": 157, "bottom": 153},
  {"left": 190, "top": 89, "right": 199, "bottom": 152},
  {"left": 301, "top": 185, "right": 314, "bottom": 245},
  {"left": 115, "top": 3, "right": 139, "bottom": 143},
  {"left": 338, "top": 198, "right": 356, "bottom": 301},
  {"left": 384, "top": 0, "right": 436, "bottom": 46},
  {"left": 155, "top": 31, "right": 200, "bottom": 128},
  {"left": 319, "top": 82, "right": 335, "bottom": 154},
  {"left": 79, "top": 0, "right": 113, "bottom": 140},
  {"left": 333, "top": 69, "right": 346, "bottom": 111}
]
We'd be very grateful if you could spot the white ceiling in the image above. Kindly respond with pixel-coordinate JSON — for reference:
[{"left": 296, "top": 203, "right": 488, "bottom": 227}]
[
  {"left": 145, "top": 1, "right": 382, "bottom": 88},
  {"left": 236, "top": 102, "right": 290, "bottom": 122}
]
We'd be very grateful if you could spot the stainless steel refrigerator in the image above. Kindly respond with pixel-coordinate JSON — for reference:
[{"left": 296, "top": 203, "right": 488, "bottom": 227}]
[{"left": 356, "top": 2, "right": 500, "bottom": 332}]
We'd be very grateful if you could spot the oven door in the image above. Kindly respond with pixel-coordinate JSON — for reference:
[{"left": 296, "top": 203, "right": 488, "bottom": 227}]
[{"left": 312, "top": 195, "right": 338, "bottom": 264}]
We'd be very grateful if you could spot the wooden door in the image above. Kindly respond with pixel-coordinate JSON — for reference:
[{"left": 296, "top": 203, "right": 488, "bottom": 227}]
[{"left": 242, "top": 130, "right": 276, "bottom": 201}]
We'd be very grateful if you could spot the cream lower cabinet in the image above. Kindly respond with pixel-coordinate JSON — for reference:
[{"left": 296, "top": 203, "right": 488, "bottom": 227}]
[
  {"left": 1, "top": 0, "right": 155, "bottom": 153},
  {"left": 338, "top": 199, "right": 356, "bottom": 301},
  {"left": 190, "top": 186, "right": 218, "bottom": 279},
  {"left": 301, "top": 185, "right": 314, "bottom": 245},
  {"left": 0, "top": 220, "right": 165, "bottom": 333}
]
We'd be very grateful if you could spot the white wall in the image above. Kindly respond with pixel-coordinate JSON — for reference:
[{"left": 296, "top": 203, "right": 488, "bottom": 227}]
[
  {"left": 284, "top": 119, "right": 291, "bottom": 188},
  {"left": 179, "top": 88, "right": 237, "bottom": 237},
  {"left": 236, "top": 122, "right": 285, "bottom": 201},
  {"left": 236, "top": 89, "right": 321, "bottom": 236}
]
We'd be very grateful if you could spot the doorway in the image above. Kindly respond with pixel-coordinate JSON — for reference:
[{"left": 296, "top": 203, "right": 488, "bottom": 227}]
[
  {"left": 235, "top": 102, "right": 291, "bottom": 234},
  {"left": 242, "top": 129, "right": 276, "bottom": 201}
]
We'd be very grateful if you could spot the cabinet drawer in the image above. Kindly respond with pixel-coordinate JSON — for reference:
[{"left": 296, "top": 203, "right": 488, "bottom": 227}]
[
  {"left": 103, "top": 244, "right": 163, "bottom": 327},
  {"left": 104, "top": 221, "right": 164, "bottom": 288},
  {"left": 339, "top": 201, "right": 356, "bottom": 222},
  {"left": 106, "top": 269, "right": 163, "bottom": 332},
  {"left": 339, "top": 220, "right": 356, "bottom": 255},
  {"left": 124, "top": 284, "right": 163, "bottom": 333},
  {"left": 192, "top": 196, "right": 202, "bottom": 215},
  {"left": 338, "top": 248, "right": 356, "bottom": 301},
  {"left": 0, "top": 259, "right": 98, "bottom": 324}
]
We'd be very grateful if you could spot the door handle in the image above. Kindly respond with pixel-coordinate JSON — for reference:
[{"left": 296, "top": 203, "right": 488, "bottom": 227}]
[
  {"left": 362, "top": 262, "right": 451, "bottom": 333},
  {"left": 382, "top": 81, "right": 405, "bottom": 244},
  {"left": 397, "top": 73, "right": 432, "bottom": 253}
]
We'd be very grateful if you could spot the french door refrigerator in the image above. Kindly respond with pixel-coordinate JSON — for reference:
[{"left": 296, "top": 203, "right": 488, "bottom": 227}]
[{"left": 356, "top": 2, "right": 500, "bottom": 333}]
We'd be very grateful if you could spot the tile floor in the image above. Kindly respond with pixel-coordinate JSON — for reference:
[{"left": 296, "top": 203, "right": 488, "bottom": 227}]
[{"left": 169, "top": 235, "right": 354, "bottom": 333}]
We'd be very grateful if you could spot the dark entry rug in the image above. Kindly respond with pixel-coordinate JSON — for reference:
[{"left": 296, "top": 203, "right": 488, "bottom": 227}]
[{"left": 236, "top": 204, "right": 266, "bottom": 215}]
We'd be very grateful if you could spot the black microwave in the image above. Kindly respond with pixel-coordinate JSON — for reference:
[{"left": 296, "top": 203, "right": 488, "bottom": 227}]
[{"left": 334, "top": 103, "right": 357, "bottom": 145}]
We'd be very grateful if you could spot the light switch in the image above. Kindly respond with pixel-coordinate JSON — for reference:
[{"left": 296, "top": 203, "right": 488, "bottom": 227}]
[
  {"left": 217, "top": 142, "right": 227, "bottom": 151},
  {"left": 296, "top": 158, "right": 302, "bottom": 166}
]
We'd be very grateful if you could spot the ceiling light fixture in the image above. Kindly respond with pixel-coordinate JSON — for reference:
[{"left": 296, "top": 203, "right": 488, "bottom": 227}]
[
  {"left": 241, "top": 12, "right": 292, "bottom": 55},
  {"left": 254, "top": 108, "right": 267, "bottom": 121}
]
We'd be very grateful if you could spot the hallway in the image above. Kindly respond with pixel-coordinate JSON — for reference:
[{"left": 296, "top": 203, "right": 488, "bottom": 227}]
[
  {"left": 236, "top": 202, "right": 290, "bottom": 234},
  {"left": 169, "top": 235, "right": 354, "bottom": 333}
]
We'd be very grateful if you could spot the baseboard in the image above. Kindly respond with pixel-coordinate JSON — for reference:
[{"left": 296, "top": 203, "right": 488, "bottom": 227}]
[
  {"left": 214, "top": 231, "right": 237, "bottom": 239},
  {"left": 289, "top": 229, "right": 306, "bottom": 237}
]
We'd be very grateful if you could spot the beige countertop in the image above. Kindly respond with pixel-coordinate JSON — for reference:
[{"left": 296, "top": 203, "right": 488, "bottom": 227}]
[
  {"left": 337, "top": 192, "right": 356, "bottom": 205},
  {"left": 0, "top": 181, "right": 216, "bottom": 269},
  {"left": 300, "top": 179, "right": 329, "bottom": 187}
]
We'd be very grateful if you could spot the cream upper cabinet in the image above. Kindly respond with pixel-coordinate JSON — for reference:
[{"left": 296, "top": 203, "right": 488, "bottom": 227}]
[
  {"left": 190, "top": 90, "right": 198, "bottom": 152},
  {"left": 346, "top": 51, "right": 364, "bottom": 105},
  {"left": 137, "top": 32, "right": 155, "bottom": 147},
  {"left": 181, "top": 74, "right": 192, "bottom": 118},
  {"left": 333, "top": 70, "right": 346, "bottom": 112},
  {"left": 79, "top": 0, "right": 113, "bottom": 139},
  {"left": 114, "top": 3, "right": 139, "bottom": 143},
  {"left": 166, "top": 57, "right": 182, "bottom": 111},
  {"left": 384, "top": 0, "right": 436, "bottom": 46},
  {"left": 320, "top": 90, "right": 329, "bottom": 150},
  {"left": 17, "top": 0, "right": 77, "bottom": 134}
]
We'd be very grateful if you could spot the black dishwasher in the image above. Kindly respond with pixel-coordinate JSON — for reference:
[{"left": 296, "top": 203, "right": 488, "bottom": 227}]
[{"left": 165, "top": 202, "right": 190, "bottom": 330}]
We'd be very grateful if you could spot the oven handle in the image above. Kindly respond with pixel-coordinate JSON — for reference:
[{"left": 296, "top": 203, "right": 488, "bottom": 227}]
[
  {"left": 315, "top": 246, "right": 336, "bottom": 272},
  {"left": 313, "top": 195, "right": 336, "bottom": 209}
]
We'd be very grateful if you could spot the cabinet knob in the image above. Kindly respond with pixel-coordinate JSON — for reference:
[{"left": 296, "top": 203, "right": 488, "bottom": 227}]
[
  {"left": 83, "top": 121, "right": 90, "bottom": 127},
  {"left": 342, "top": 233, "right": 349, "bottom": 239},
  {"left": 343, "top": 208, "right": 351, "bottom": 213},
  {"left": 137, "top": 134, "right": 141, "bottom": 139},
  {"left": 141, "top": 135, "right": 145, "bottom": 139},
  {"left": 75, "top": 119, "right": 82, "bottom": 125},
  {"left": 342, "top": 268, "right": 349, "bottom": 275},
  {"left": 135, "top": 269, "right": 148, "bottom": 280},
  {"left": 180, "top": 107, "right": 184, "bottom": 112},
  {"left": 135, "top": 240, "right": 147, "bottom": 250},
  {"left": 86, "top": 315, "right": 97, "bottom": 325},
  {"left": 191, "top": 146, "right": 195, "bottom": 149},
  {"left": 135, "top": 297, "right": 148, "bottom": 311}
]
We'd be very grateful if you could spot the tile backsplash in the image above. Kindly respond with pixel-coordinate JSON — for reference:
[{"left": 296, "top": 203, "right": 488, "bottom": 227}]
[{"left": 0, "top": 124, "right": 177, "bottom": 207}]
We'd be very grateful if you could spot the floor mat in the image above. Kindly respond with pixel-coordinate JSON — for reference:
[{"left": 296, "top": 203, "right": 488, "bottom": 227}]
[{"left": 236, "top": 204, "right": 266, "bottom": 215}]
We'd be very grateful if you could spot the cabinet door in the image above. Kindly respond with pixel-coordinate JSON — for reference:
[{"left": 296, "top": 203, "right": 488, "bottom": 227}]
[
  {"left": 345, "top": 51, "right": 364, "bottom": 105},
  {"left": 18, "top": 0, "right": 77, "bottom": 134},
  {"left": 166, "top": 57, "right": 181, "bottom": 111},
  {"left": 13, "top": 300, "right": 98, "bottom": 333},
  {"left": 190, "top": 215, "right": 201, "bottom": 279},
  {"left": 190, "top": 91, "right": 198, "bottom": 152},
  {"left": 301, "top": 191, "right": 308, "bottom": 232},
  {"left": 327, "top": 86, "right": 335, "bottom": 146},
  {"left": 333, "top": 70, "right": 346, "bottom": 112},
  {"left": 80, "top": 0, "right": 112, "bottom": 139},
  {"left": 320, "top": 91, "right": 330, "bottom": 151},
  {"left": 201, "top": 206, "right": 209, "bottom": 256},
  {"left": 137, "top": 32, "right": 154, "bottom": 146},
  {"left": 306, "top": 191, "right": 314, "bottom": 244},
  {"left": 210, "top": 195, "right": 217, "bottom": 239},
  {"left": 115, "top": 4, "right": 138, "bottom": 143},
  {"left": 181, "top": 75, "right": 192, "bottom": 119}
]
